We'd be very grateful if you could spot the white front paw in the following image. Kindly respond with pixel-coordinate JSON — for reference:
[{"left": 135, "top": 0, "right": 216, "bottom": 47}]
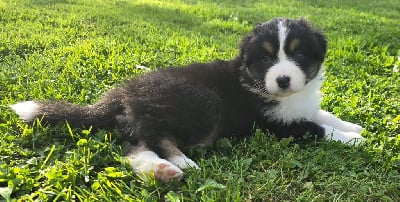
[
  {"left": 331, "top": 132, "right": 365, "bottom": 145},
  {"left": 341, "top": 121, "right": 364, "bottom": 133},
  {"left": 322, "top": 125, "right": 365, "bottom": 146}
]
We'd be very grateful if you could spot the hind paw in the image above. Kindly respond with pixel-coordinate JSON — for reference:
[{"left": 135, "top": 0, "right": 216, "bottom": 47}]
[
  {"left": 169, "top": 155, "right": 200, "bottom": 170},
  {"left": 154, "top": 160, "right": 183, "bottom": 181}
]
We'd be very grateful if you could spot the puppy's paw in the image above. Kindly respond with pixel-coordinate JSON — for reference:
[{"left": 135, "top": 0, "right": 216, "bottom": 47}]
[
  {"left": 169, "top": 155, "right": 200, "bottom": 170},
  {"left": 153, "top": 160, "right": 183, "bottom": 182},
  {"left": 328, "top": 131, "right": 365, "bottom": 145},
  {"left": 340, "top": 121, "right": 364, "bottom": 133},
  {"left": 349, "top": 135, "right": 365, "bottom": 145},
  {"left": 322, "top": 125, "right": 365, "bottom": 146}
]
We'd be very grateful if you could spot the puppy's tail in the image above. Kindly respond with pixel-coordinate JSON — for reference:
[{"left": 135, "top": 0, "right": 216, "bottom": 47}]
[{"left": 10, "top": 94, "right": 124, "bottom": 129}]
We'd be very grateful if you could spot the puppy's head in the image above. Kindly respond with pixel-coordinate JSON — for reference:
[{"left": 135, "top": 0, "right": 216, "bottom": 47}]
[{"left": 240, "top": 18, "right": 327, "bottom": 98}]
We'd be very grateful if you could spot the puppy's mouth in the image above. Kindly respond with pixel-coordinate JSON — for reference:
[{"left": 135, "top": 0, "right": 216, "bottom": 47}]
[
  {"left": 269, "top": 88, "right": 300, "bottom": 98},
  {"left": 273, "top": 90, "right": 294, "bottom": 97}
]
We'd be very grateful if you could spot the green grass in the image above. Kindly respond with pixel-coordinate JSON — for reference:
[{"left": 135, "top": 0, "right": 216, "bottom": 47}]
[{"left": 0, "top": 0, "right": 399, "bottom": 201}]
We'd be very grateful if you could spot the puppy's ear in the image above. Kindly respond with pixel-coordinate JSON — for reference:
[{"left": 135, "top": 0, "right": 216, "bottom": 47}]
[
  {"left": 314, "top": 31, "right": 327, "bottom": 62},
  {"left": 255, "top": 22, "right": 262, "bottom": 28},
  {"left": 254, "top": 22, "right": 265, "bottom": 34},
  {"left": 240, "top": 23, "right": 262, "bottom": 62},
  {"left": 239, "top": 34, "right": 253, "bottom": 62},
  {"left": 298, "top": 18, "right": 327, "bottom": 62}
]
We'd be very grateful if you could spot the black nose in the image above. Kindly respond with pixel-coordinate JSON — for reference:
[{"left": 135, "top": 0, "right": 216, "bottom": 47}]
[{"left": 276, "top": 76, "right": 290, "bottom": 89}]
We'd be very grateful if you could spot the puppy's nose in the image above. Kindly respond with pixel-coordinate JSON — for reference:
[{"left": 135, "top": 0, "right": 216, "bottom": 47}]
[{"left": 276, "top": 76, "right": 290, "bottom": 89}]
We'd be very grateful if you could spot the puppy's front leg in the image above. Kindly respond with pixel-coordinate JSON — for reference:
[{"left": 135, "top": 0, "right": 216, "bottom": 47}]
[{"left": 315, "top": 109, "right": 363, "bottom": 133}]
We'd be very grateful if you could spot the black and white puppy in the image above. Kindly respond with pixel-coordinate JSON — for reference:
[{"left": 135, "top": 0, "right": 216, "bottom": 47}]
[{"left": 10, "top": 18, "right": 364, "bottom": 181}]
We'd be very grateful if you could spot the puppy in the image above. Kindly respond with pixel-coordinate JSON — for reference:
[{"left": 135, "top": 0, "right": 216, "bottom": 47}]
[{"left": 10, "top": 18, "right": 364, "bottom": 181}]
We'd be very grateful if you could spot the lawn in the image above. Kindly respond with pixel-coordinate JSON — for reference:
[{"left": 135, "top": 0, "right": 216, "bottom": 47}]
[{"left": 0, "top": 0, "right": 399, "bottom": 201}]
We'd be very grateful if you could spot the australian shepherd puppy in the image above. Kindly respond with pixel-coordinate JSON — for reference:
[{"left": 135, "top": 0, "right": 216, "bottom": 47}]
[{"left": 10, "top": 18, "right": 364, "bottom": 181}]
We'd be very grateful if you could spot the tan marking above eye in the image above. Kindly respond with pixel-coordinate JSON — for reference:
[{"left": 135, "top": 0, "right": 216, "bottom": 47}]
[
  {"left": 289, "top": 39, "right": 301, "bottom": 53},
  {"left": 262, "top": 42, "right": 275, "bottom": 55}
]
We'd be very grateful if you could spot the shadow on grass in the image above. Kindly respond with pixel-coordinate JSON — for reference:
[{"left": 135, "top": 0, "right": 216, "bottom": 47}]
[
  {"left": 300, "top": 0, "right": 400, "bottom": 19},
  {"left": 27, "top": 0, "right": 250, "bottom": 38}
]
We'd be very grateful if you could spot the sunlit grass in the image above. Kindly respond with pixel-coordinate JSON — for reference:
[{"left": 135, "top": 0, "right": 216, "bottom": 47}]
[{"left": 0, "top": 0, "right": 399, "bottom": 201}]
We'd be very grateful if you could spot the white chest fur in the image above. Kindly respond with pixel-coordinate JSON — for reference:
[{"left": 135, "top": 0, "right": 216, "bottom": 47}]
[{"left": 266, "top": 75, "right": 322, "bottom": 124}]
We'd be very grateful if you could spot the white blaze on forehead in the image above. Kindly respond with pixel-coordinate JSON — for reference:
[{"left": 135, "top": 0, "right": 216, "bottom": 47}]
[{"left": 277, "top": 20, "right": 288, "bottom": 60}]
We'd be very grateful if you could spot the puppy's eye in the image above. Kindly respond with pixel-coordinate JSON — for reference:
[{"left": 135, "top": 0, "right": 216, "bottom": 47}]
[
  {"left": 294, "top": 53, "right": 304, "bottom": 61},
  {"left": 262, "top": 55, "right": 271, "bottom": 63}
]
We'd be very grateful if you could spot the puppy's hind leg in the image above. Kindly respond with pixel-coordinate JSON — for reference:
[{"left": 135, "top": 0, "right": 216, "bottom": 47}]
[
  {"left": 158, "top": 139, "right": 200, "bottom": 170},
  {"left": 123, "top": 142, "right": 183, "bottom": 182}
]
